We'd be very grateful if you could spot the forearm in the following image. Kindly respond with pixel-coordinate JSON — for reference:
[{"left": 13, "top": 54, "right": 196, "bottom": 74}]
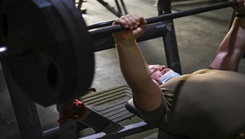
[
  {"left": 116, "top": 40, "right": 154, "bottom": 92},
  {"left": 232, "top": 17, "right": 245, "bottom": 52},
  {"left": 220, "top": 17, "right": 245, "bottom": 55},
  {"left": 116, "top": 39, "right": 163, "bottom": 111},
  {"left": 210, "top": 17, "right": 245, "bottom": 70}
]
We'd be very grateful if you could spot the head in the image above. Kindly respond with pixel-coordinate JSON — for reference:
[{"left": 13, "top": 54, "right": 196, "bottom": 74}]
[{"left": 148, "top": 64, "right": 180, "bottom": 86}]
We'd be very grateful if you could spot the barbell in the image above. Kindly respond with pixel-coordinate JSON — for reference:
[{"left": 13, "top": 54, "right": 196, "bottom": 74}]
[{"left": 0, "top": 0, "right": 237, "bottom": 106}]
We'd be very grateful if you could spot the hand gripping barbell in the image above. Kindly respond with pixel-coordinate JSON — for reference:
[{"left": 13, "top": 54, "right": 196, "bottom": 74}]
[{"left": 0, "top": 0, "right": 237, "bottom": 106}]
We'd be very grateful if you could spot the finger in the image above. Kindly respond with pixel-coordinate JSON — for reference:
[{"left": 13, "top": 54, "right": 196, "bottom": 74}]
[
  {"left": 130, "top": 14, "right": 141, "bottom": 28},
  {"left": 121, "top": 14, "right": 138, "bottom": 29},
  {"left": 133, "top": 27, "right": 144, "bottom": 37},
  {"left": 138, "top": 16, "right": 147, "bottom": 30},
  {"left": 113, "top": 17, "right": 129, "bottom": 28}
]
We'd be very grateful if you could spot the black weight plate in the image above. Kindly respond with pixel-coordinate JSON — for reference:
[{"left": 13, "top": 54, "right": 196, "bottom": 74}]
[{"left": 1, "top": 0, "right": 94, "bottom": 106}]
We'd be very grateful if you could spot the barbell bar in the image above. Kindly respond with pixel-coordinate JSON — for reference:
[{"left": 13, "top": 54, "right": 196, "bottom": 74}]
[
  {"left": 0, "top": 0, "right": 238, "bottom": 59},
  {"left": 88, "top": 0, "right": 237, "bottom": 35},
  {"left": 0, "top": 0, "right": 238, "bottom": 106},
  {"left": 0, "top": 1, "right": 238, "bottom": 58}
]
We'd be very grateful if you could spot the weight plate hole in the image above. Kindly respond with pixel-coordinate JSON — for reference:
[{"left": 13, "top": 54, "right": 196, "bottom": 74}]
[
  {"left": 1, "top": 14, "right": 8, "bottom": 38},
  {"left": 47, "top": 63, "right": 58, "bottom": 89}
]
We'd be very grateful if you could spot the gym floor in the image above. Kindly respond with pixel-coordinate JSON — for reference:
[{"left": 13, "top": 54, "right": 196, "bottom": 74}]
[{"left": 0, "top": 0, "right": 245, "bottom": 139}]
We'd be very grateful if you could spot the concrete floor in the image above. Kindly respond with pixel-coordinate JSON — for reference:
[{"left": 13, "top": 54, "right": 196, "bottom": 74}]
[{"left": 0, "top": 0, "right": 245, "bottom": 139}]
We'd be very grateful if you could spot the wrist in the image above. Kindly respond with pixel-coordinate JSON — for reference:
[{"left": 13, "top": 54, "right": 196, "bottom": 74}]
[
  {"left": 115, "top": 39, "right": 138, "bottom": 49},
  {"left": 114, "top": 38, "right": 136, "bottom": 44},
  {"left": 234, "top": 15, "right": 245, "bottom": 27}
]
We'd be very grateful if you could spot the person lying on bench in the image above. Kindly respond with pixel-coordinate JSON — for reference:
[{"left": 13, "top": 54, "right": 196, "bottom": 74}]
[{"left": 112, "top": 0, "right": 245, "bottom": 139}]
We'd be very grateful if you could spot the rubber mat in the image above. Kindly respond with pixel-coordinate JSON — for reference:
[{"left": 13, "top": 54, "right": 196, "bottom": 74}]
[{"left": 80, "top": 85, "right": 134, "bottom": 123}]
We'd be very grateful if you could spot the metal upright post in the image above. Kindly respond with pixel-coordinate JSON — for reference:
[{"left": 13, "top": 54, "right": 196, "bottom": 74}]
[
  {"left": 119, "top": 0, "right": 128, "bottom": 15},
  {"left": 2, "top": 62, "right": 43, "bottom": 139},
  {"left": 114, "top": 0, "right": 123, "bottom": 16},
  {"left": 158, "top": 0, "right": 182, "bottom": 74}
]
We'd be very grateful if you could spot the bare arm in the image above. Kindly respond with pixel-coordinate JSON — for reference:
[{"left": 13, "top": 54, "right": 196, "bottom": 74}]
[
  {"left": 210, "top": 0, "right": 245, "bottom": 71},
  {"left": 113, "top": 15, "right": 163, "bottom": 111}
]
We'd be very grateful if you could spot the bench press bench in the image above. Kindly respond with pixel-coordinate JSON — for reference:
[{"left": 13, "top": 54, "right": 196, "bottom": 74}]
[{"left": 75, "top": 85, "right": 193, "bottom": 139}]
